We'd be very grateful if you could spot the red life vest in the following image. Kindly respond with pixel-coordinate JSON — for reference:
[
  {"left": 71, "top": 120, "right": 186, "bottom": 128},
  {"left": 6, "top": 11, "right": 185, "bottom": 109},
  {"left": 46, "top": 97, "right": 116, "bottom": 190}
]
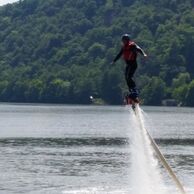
[{"left": 122, "top": 41, "right": 137, "bottom": 61}]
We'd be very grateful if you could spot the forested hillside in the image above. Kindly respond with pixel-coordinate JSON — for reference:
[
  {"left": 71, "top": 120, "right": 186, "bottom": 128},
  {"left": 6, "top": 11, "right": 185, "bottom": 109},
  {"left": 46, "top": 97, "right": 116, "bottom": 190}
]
[{"left": 0, "top": 0, "right": 194, "bottom": 105}]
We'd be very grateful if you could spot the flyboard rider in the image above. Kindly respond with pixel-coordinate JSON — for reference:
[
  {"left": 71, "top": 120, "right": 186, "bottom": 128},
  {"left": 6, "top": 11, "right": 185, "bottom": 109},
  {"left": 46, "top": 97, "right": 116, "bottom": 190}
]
[{"left": 111, "top": 34, "right": 147, "bottom": 99}]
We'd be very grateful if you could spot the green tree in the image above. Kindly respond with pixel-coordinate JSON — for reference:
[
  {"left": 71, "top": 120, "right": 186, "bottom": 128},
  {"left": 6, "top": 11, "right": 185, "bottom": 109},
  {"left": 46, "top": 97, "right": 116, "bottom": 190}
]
[
  {"left": 141, "top": 77, "right": 167, "bottom": 105},
  {"left": 185, "top": 80, "right": 194, "bottom": 106},
  {"left": 43, "top": 78, "right": 71, "bottom": 103},
  {"left": 0, "top": 0, "right": 194, "bottom": 105},
  {"left": 101, "top": 68, "right": 123, "bottom": 104},
  {"left": 25, "top": 79, "right": 44, "bottom": 102},
  {"left": 171, "top": 73, "right": 190, "bottom": 104}
]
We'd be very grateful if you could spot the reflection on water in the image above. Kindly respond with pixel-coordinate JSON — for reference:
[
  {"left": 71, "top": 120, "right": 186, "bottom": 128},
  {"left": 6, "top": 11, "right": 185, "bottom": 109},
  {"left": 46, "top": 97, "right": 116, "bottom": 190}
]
[
  {"left": 0, "top": 137, "right": 128, "bottom": 147},
  {"left": 0, "top": 104, "right": 193, "bottom": 193},
  {"left": 1, "top": 137, "right": 194, "bottom": 147},
  {"left": 0, "top": 137, "right": 130, "bottom": 193}
]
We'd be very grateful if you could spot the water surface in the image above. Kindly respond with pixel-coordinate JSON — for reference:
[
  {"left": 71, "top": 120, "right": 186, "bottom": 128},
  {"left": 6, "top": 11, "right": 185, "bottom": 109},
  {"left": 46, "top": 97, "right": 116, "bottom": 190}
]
[{"left": 0, "top": 104, "right": 193, "bottom": 194}]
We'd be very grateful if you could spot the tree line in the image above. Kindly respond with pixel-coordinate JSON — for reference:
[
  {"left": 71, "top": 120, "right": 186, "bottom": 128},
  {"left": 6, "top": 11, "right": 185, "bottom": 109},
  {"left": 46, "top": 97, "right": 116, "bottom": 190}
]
[{"left": 0, "top": 0, "right": 194, "bottom": 105}]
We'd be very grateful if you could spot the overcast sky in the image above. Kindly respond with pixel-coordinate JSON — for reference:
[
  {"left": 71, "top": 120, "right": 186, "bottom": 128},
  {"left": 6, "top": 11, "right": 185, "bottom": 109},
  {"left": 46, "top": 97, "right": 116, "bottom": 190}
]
[{"left": 0, "top": 0, "right": 18, "bottom": 6}]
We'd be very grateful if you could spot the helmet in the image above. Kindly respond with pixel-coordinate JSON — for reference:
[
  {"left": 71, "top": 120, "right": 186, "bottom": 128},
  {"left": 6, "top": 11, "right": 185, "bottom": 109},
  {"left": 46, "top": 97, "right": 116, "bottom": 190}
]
[{"left": 122, "top": 34, "right": 131, "bottom": 41}]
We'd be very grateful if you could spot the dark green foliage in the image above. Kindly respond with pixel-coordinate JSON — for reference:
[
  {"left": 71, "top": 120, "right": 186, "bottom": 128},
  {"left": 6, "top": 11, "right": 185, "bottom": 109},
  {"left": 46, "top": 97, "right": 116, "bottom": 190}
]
[
  {"left": 171, "top": 73, "right": 190, "bottom": 105},
  {"left": 0, "top": 0, "right": 194, "bottom": 105},
  {"left": 141, "top": 77, "right": 167, "bottom": 105},
  {"left": 185, "top": 80, "right": 194, "bottom": 106},
  {"left": 101, "top": 66, "right": 123, "bottom": 104}
]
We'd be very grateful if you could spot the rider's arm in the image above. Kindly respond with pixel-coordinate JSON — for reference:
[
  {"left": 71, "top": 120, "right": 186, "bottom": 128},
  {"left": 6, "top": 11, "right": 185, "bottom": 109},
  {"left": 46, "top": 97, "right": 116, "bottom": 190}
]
[
  {"left": 113, "top": 48, "right": 123, "bottom": 62},
  {"left": 135, "top": 44, "right": 147, "bottom": 57}
]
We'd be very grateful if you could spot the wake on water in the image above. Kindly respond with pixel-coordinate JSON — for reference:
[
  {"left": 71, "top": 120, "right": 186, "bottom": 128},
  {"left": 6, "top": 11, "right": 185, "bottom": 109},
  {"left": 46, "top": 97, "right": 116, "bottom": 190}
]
[
  {"left": 63, "top": 106, "right": 184, "bottom": 194},
  {"left": 129, "top": 105, "right": 167, "bottom": 194}
]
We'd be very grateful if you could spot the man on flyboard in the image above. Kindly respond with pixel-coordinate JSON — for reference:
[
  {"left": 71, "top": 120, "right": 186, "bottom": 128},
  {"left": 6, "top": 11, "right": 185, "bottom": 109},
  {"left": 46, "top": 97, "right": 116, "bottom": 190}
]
[{"left": 111, "top": 34, "right": 147, "bottom": 104}]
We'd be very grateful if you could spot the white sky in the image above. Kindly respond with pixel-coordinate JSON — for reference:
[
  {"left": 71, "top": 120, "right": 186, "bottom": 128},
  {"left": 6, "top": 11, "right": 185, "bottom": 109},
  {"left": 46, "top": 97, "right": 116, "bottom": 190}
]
[{"left": 0, "top": 0, "right": 19, "bottom": 6}]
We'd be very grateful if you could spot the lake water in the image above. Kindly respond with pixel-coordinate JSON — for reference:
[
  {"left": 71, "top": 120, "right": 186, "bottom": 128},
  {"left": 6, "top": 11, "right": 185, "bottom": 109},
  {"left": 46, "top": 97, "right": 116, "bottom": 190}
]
[{"left": 0, "top": 104, "right": 193, "bottom": 194}]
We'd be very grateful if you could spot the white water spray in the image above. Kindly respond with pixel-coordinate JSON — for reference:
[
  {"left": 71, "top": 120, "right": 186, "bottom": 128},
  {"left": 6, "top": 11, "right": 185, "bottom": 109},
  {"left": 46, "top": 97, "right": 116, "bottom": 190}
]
[{"left": 129, "top": 105, "right": 167, "bottom": 194}]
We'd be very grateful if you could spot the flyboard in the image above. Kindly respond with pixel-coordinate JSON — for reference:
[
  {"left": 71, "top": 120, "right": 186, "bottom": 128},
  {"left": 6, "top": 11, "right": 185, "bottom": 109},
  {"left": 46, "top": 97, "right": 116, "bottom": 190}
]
[{"left": 125, "top": 94, "right": 186, "bottom": 194}]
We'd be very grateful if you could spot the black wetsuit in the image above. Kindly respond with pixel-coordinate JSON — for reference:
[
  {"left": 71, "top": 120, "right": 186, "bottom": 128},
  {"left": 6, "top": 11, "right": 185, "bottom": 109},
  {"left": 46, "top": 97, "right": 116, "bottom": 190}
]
[{"left": 113, "top": 42, "right": 145, "bottom": 91}]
